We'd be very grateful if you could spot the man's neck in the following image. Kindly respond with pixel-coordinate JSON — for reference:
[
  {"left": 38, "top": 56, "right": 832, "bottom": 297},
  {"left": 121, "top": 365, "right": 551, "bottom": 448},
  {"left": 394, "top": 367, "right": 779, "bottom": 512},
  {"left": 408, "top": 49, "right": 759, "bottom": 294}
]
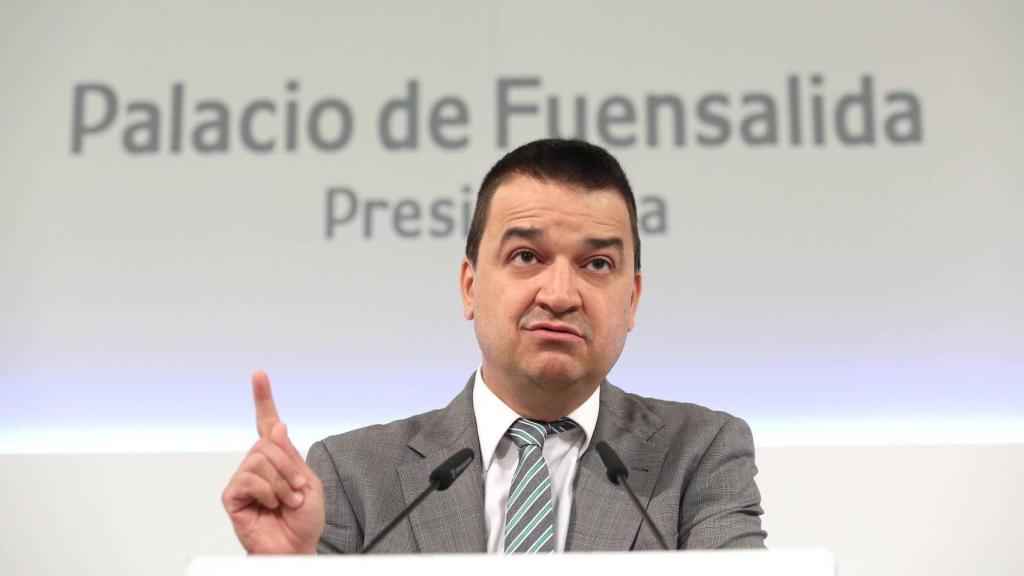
[{"left": 479, "top": 365, "right": 599, "bottom": 421}]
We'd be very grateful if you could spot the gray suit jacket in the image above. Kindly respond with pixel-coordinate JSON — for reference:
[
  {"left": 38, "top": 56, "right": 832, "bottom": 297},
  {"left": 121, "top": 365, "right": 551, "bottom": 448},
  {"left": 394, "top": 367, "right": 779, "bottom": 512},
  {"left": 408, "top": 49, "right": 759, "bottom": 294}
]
[{"left": 307, "top": 379, "right": 766, "bottom": 553}]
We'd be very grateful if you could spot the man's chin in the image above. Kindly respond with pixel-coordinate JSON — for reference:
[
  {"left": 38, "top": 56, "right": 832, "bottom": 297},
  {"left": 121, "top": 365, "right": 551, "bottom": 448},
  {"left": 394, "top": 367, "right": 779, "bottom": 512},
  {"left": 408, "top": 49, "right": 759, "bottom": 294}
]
[{"left": 521, "top": 355, "right": 588, "bottom": 389}]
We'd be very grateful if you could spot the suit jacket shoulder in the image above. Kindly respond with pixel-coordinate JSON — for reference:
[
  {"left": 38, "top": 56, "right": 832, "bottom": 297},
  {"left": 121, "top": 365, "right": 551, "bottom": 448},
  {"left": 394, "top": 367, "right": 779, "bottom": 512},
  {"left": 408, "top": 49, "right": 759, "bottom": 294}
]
[
  {"left": 307, "top": 380, "right": 486, "bottom": 554},
  {"left": 568, "top": 382, "right": 766, "bottom": 550}
]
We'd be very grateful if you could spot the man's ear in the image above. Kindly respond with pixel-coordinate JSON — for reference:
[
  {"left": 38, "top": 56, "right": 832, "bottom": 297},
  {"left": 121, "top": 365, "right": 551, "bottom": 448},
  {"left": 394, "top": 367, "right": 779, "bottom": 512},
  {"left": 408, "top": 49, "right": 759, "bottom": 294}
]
[
  {"left": 460, "top": 257, "right": 475, "bottom": 320},
  {"left": 628, "top": 271, "right": 642, "bottom": 331}
]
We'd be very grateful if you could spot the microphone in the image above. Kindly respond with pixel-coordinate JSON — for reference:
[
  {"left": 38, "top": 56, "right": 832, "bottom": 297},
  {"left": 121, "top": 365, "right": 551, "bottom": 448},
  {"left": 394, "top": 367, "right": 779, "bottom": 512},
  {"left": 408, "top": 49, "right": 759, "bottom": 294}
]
[
  {"left": 360, "top": 448, "right": 474, "bottom": 554},
  {"left": 429, "top": 447, "right": 475, "bottom": 489},
  {"left": 595, "top": 441, "right": 670, "bottom": 550}
]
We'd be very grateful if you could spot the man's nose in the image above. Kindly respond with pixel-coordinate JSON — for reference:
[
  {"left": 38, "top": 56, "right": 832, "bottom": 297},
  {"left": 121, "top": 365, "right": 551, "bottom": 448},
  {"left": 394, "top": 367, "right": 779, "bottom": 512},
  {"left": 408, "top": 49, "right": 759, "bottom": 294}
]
[{"left": 536, "top": 259, "right": 582, "bottom": 314}]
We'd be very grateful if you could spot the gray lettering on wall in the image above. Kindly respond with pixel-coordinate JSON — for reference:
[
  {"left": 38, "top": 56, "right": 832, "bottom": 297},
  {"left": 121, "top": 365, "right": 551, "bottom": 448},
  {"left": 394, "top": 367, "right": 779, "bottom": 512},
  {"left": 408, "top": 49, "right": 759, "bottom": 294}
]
[
  {"left": 192, "top": 101, "right": 229, "bottom": 152},
  {"left": 70, "top": 74, "right": 925, "bottom": 155},
  {"left": 835, "top": 76, "right": 875, "bottom": 145},
  {"left": 123, "top": 101, "right": 161, "bottom": 153},
  {"left": 71, "top": 81, "right": 356, "bottom": 155},
  {"left": 497, "top": 77, "right": 541, "bottom": 147},
  {"left": 787, "top": 75, "right": 802, "bottom": 146},
  {"left": 645, "top": 94, "right": 686, "bottom": 147},
  {"left": 308, "top": 99, "right": 354, "bottom": 151},
  {"left": 546, "top": 95, "right": 587, "bottom": 140},
  {"left": 811, "top": 74, "right": 826, "bottom": 146},
  {"left": 741, "top": 93, "right": 777, "bottom": 145},
  {"left": 640, "top": 196, "right": 667, "bottom": 234},
  {"left": 885, "top": 92, "right": 923, "bottom": 143},
  {"left": 324, "top": 185, "right": 668, "bottom": 240},
  {"left": 430, "top": 199, "right": 455, "bottom": 237},
  {"left": 393, "top": 200, "right": 421, "bottom": 237},
  {"left": 598, "top": 96, "right": 637, "bottom": 147},
  {"left": 285, "top": 80, "right": 300, "bottom": 151},
  {"left": 379, "top": 80, "right": 471, "bottom": 150},
  {"left": 325, "top": 187, "right": 358, "bottom": 239},
  {"left": 240, "top": 100, "right": 275, "bottom": 153},
  {"left": 429, "top": 97, "right": 470, "bottom": 149},
  {"left": 71, "top": 83, "right": 117, "bottom": 153},
  {"left": 379, "top": 80, "right": 420, "bottom": 150},
  {"left": 696, "top": 94, "right": 730, "bottom": 146}
]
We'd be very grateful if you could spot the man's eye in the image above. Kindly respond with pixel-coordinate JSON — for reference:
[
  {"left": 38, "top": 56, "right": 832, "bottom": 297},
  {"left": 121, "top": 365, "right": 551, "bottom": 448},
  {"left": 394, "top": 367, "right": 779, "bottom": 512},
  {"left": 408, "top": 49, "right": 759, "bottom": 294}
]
[
  {"left": 586, "top": 258, "right": 613, "bottom": 272},
  {"left": 512, "top": 250, "right": 538, "bottom": 264}
]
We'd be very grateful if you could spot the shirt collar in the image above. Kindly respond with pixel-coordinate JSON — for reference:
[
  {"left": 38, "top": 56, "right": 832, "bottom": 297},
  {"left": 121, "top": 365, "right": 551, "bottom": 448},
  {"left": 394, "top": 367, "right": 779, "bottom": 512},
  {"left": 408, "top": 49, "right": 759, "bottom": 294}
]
[{"left": 473, "top": 367, "right": 600, "bottom": 472}]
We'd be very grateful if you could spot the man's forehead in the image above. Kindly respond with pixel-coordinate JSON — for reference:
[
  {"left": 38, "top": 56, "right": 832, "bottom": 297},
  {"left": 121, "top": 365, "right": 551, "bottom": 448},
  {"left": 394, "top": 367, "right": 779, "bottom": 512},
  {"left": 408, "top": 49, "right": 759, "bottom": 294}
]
[
  {"left": 487, "top": 175, "right": 631, "bottom": 230},
  {"left": 497, "top": 226, "right": 625, "bottom": 252}
]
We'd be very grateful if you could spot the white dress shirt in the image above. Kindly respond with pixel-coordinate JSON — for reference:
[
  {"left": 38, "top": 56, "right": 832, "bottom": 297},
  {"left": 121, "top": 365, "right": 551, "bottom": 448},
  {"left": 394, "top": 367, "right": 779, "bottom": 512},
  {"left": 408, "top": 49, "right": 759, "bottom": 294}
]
[{"left": 473, "top": 369, "right": 599, "bottom": 553}]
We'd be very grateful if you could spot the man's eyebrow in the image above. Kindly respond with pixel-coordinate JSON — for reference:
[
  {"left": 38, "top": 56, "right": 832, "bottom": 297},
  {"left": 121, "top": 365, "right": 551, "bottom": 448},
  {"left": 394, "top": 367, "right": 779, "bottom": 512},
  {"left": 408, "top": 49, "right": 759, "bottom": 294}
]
[
  {"left": 498, "top": 227, "right": 543, "bottom": 251},
  {"left": 586, "top": 237, "right": 624, "bottom": 255}
]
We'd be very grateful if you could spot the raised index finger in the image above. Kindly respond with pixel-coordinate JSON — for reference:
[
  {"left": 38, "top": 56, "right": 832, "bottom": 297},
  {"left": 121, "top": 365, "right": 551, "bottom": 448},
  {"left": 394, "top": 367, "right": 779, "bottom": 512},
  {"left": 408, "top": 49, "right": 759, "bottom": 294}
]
[{"left": 252, "top": 370, "right": 280, "bottom": 438}]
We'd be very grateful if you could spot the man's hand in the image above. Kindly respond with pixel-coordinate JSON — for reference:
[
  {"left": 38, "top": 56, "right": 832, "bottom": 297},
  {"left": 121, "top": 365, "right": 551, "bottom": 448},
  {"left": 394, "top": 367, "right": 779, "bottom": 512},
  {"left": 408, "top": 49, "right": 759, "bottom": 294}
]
[{"left": 221, "top": 371, "right": 325, "bottom": 554}]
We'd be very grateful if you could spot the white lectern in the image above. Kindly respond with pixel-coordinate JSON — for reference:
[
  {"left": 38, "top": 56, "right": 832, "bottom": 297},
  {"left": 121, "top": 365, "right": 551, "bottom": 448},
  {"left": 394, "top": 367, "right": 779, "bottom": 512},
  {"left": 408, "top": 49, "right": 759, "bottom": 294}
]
[{"left": 187, "top": 549, "right": 834, "bottom": 576}]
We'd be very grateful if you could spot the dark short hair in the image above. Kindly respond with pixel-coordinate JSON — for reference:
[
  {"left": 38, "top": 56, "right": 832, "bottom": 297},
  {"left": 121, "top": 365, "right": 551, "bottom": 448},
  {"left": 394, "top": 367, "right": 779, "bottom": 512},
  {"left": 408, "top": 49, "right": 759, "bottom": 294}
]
[{"left": 465, "top": 139, "right": 640, "bottom": 271}]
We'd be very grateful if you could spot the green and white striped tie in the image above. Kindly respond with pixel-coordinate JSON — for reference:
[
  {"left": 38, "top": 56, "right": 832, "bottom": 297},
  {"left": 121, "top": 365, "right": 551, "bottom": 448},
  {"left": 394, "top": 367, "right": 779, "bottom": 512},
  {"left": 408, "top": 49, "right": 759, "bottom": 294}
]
[{"left": 504, "top": 417, "right": 578, "bottom": 554}]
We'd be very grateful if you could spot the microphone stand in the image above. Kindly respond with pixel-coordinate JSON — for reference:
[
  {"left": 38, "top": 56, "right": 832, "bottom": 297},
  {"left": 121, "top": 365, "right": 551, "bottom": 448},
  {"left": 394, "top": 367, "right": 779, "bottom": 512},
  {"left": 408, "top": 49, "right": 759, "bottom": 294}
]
[{"left": 596, "top": 441, "right": 670, "bottom": 551}]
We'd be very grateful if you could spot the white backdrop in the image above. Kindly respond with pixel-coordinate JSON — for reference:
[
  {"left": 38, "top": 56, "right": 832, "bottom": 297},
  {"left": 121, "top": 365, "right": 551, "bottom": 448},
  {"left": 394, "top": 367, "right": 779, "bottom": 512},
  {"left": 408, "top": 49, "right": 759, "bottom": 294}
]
[{"left": 1, "top": 1, "right": 1022, "bottom": 575}]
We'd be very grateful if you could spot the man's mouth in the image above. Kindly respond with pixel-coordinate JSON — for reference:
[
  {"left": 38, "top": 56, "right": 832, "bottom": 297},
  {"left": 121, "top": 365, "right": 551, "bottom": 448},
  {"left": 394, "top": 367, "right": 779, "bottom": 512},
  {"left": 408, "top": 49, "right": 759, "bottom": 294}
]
[{"left": 524, "top": 322, "right": 585, "bottom": 342}]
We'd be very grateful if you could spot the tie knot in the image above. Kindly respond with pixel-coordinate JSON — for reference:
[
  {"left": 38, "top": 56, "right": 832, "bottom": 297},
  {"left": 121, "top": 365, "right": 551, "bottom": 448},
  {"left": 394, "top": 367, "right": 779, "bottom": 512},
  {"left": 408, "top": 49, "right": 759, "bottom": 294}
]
[{"left": 506, "top": 417, "right": 578, "bottom": 449}]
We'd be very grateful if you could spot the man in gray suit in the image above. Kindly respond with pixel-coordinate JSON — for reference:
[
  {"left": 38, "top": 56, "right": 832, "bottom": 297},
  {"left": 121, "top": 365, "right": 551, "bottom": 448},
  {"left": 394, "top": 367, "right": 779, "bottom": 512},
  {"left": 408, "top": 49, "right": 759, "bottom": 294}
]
[{"left": 222, "top": 139, "right": 766, "bottom": 554}]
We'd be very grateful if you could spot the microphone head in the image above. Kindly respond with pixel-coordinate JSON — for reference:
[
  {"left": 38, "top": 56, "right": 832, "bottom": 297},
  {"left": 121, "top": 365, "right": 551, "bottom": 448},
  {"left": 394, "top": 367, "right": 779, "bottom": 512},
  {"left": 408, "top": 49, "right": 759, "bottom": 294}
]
[
  {"left": 428, "top": 448, "right": 475, "bottom": 490},
  {"left": 595, "top": 441, "right": 629, "bottom": 485}
]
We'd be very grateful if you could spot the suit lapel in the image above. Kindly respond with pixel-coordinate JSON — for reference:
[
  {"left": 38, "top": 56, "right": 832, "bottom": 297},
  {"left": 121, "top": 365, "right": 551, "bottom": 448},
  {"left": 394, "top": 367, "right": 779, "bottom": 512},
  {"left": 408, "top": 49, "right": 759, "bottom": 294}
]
[
  {"left": 567, "top": 381, "right": 669, "bottom": 551},
  {"left": 396, "top": 379, "right": 487, "bottom": 553}
]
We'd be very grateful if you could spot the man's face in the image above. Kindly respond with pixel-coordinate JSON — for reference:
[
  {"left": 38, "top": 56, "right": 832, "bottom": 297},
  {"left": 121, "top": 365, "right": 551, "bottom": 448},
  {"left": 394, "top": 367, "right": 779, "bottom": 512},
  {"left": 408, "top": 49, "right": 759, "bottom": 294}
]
[{"left": 460, "top": 174, "right": 642, "bottom": 393}]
